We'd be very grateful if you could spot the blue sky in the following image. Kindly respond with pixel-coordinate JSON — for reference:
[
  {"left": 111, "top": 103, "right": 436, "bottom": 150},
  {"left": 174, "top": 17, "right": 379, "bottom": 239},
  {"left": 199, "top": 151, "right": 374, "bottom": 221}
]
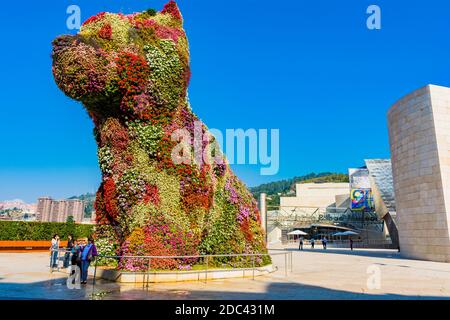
[{"left": 0, "top": 0, "right": 449, "bottom": 202}]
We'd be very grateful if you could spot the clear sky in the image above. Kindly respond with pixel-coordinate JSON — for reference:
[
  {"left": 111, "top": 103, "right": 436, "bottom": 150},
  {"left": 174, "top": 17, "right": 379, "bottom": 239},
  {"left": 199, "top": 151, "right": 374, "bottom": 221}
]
[{"left": 0, "top": 0, "right": 449, "bottom": 203}]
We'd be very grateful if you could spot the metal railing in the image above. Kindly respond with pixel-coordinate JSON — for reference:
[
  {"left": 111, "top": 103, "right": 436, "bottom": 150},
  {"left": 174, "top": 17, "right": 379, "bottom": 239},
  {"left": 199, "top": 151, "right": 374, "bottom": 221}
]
[
  {"left": 92, "top": 251, "right": 293, "bottom": 286},
  {"left": 329, "top": 239, "right": 395, "bottom": 249},
  {"left": 49, "top": 248, "right": 69, "bottom": 273},
  {"left": 281, "top": 239, "right": 395, "bottom": 249}
]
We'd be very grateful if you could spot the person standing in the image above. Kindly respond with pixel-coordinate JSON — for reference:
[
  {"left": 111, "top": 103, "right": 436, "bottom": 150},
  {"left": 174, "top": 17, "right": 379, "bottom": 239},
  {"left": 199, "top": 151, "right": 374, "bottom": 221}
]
[
  {"left": 349, "top": 238, "right": 354, "bottom": 251},
  {"left": 63, "top": 235, "right": 74, "bottom": 268},
  {"left": 299, "top": 237, "right": 304, "bottom": 250},
  {"left": 50, "top": 234, "right": 60, "bottom": 269},
  {"left": 71, "top": 239, "right": 81, "bottom": 267},
  {"left": 310, "top": 238, "right": 315, "bottom": 249},
  {"left": 80, "top": 237, "right": 98, "bottom": 284},
  {"left": 69, "top": 239, "right": 82, "bottom": 285}
]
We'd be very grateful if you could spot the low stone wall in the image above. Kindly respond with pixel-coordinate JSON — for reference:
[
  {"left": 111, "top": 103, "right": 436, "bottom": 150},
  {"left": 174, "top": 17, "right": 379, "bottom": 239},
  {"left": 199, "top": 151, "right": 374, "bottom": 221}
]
[{"left": 90, "top": 264, "right": 275, "bottom": 283}]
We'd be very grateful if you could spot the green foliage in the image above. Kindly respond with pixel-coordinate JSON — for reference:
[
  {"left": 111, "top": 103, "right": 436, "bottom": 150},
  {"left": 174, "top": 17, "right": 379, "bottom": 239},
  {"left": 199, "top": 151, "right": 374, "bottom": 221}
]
[
  {"left": 128, "top": 120, "right": 163, "bottom": 156},
  {"left": 144, "top": 40, "right": 184, "bottom": 110},
  {"left": 0, "top": 221, "right": 94, "bottom": 240},
  {"left": 145, "top": 8, "right": 157, "bottom": 16},
  {"left": 68, "top": 192, "right": 95, "bottom": 218},
  {"left": 98, "top": 146, "right": 113, "bottom": 175},
  {"left": 79, "top": 13, "right": 131, "bottom": 51},
  {"left": 199, "top": 190, "right": 240, "bottom": 255},
  {"left": 95, "top": 238, "right": 119, "bottom": 267}
]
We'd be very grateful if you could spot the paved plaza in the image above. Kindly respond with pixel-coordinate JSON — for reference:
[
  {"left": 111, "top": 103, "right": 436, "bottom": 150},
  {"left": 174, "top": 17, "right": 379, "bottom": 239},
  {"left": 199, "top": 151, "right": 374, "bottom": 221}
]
[{"left": 1, "top": 244, "right": 450, "bottom": 300}]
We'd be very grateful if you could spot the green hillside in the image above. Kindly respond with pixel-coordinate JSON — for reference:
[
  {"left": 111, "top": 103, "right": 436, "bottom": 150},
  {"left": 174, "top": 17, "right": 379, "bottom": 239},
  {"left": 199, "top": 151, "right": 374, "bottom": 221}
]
[{"left": 68, "top": 193, "right": 95, "bottom": 218}]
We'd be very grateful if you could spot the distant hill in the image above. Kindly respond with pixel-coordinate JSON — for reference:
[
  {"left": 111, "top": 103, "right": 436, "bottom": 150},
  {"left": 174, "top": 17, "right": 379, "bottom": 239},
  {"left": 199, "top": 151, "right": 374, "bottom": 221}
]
[
  {"left": 68, "top": 193, "right": 96, "bottom": 218},
  {"left": 250, "top": 172, "right": 349, "bottom": 207},
  {"left": 0, "top": 199, "right": 36, "bottom": 212}
]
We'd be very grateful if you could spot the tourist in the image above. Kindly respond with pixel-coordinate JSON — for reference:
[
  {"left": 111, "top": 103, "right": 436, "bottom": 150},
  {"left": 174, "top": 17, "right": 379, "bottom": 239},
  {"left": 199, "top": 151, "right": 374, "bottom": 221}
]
[
  {"left": 299, "top": 237, "right": 304, "bottom": 250},
  {"left": 310, "top": 238, "right": 315, "bottom": 249},
  {"left": 69, "top": 239, "right": 82, "bottom": 284},
  {"left": 350, "top": 238, "right": 354, "bottom": 251},
  {"left": 71, "top": 239, "right": 82, "bottom": 267},
  {"left": 322, "top": 237, "right": 328, "bottom": 250},
  {"left": 50, "top": 234, "right": 60, "bottom": 269},
  {"left": 80, "top": 237, "right": 98, "bottom": 284},
  {"left": 63, "top": 235, "right": 74, "bottom": 268}
]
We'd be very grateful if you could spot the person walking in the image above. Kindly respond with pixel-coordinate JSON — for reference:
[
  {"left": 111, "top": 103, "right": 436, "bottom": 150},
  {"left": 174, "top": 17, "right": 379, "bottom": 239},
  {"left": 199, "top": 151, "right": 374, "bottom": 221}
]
[
  {"left": 349, "top": 238, "right": 354, "bottom": 251},
  {"left": 310, "top": 238, "right": 315, "bottom": 249},
  {"left": 299, "top": 237, "right": 304, "bottom": 250},
  {"left": 80, "top": 237, "right": 98, "bottom": 284},
  {"left": 50, "top": 234, "right": 60, "bottom": 269},
  {"left": 322, "top": 237, "right": 328, "bottom": 250},
  {"left": 63, "top": 235, "right": 74, "bottom": 268}
]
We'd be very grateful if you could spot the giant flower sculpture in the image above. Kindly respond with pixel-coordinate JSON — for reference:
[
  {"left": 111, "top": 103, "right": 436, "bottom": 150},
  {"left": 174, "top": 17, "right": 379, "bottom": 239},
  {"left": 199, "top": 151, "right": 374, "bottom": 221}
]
[{"left": 52, "top": 1, "right": 268, "bottom": 270}]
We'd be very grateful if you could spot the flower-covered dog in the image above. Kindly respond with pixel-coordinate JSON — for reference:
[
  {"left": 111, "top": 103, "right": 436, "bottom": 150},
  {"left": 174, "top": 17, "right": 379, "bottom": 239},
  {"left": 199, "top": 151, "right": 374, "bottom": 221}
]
[{"left": 52, "top": 1, "right": 268, "bottom": 269}]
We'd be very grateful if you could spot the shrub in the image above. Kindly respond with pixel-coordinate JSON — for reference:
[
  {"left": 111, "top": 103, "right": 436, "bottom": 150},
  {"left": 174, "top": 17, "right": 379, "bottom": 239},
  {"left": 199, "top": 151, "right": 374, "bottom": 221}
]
[{"left": 0, "top": 221, "right": 94, "bottom": 241}]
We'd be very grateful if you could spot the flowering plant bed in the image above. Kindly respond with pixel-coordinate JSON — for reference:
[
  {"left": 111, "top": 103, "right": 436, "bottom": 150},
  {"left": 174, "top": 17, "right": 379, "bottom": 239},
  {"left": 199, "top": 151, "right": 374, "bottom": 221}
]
[{"left": 91, "top": 264, "right": 275, "bottom": 283}]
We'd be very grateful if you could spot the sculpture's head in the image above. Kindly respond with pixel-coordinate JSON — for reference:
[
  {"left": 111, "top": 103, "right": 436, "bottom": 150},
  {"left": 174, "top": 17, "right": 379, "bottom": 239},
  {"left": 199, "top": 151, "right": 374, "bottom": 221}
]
[{"left": 52, "top": 1, "right": 190, "bottom": 122}]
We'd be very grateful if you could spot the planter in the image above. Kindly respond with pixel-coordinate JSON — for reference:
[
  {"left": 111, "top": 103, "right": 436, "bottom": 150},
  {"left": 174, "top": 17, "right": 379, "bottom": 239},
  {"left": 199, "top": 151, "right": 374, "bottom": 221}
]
[{"left": 89, "top": 264, "right": 275, "bottom": 283}]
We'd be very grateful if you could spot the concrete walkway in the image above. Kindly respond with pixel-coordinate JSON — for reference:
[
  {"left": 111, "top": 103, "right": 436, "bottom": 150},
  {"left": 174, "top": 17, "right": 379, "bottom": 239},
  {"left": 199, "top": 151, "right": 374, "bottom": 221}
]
[{"left": 1, "top": 245, "right": 450, "bottom": 299}]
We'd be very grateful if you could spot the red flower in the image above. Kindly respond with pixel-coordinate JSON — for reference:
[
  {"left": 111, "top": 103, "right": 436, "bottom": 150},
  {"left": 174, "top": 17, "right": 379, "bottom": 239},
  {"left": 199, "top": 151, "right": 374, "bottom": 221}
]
[
  {"left": 94, "top": 186, "right": 109, "bottom": 225},
  {"left": 82, "top": 12, "right": 107, "bottom": 26},
  {"left": 104, "top": 177, "right": 119, "bottom": 219},
  {"left": 116, "top": 52, "right": 150, "bottom": 96},
  {"left": 98, "top": 24, "right": 112, "bottom": 40},
  {"left": 161, "top": 1, "right": 182, "bottom": 21},
  {"left": 143, "top": 184, "right": 160, "bottom": 206}
]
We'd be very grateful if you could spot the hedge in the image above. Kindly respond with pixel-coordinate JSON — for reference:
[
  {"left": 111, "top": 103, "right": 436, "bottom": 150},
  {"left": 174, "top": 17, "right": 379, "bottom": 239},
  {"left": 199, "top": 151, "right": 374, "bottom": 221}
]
[{"left": 0, "top": 221, "right": 95, "bottom": 241}]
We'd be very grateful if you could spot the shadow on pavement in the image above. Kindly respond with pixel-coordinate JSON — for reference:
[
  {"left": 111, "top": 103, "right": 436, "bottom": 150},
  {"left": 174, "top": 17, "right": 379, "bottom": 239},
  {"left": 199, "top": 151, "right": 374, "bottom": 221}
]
[{"left": 1, "top": 277, "right": 449, "bottom": 300}]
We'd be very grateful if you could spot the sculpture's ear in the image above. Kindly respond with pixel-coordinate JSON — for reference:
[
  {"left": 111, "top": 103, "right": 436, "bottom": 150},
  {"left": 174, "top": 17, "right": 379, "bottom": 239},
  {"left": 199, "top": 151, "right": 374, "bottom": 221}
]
[{"left": 161, "top": 0, "right": 183, "bottom": 22}]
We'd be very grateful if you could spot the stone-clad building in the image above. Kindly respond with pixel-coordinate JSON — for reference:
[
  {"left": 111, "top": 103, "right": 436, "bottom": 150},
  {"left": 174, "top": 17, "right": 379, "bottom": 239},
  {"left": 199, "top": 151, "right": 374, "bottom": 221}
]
[
  {"left": 36, "top": 197, "right": 85, "bottom": 223},
  {"left": 388, "top": 84, "right": 450, "bottom": 262}
]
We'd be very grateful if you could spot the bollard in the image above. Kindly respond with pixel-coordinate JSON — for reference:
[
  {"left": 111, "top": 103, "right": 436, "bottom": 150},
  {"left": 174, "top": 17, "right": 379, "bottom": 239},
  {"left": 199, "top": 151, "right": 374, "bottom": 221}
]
[
  {"left": 49, "top": 249, "right": 53, "bottom": 273},
  {"left": 290, "top": 252, "right": 293, "bottom": 272},
  {"left": 285, "top": 253, "right": 287, "bottom": 276},
  {"left": 93, "top": 258, "right": 98, "bottom": 288},
  {"left": 205, "top": 256, "right": 209, "bottom": 283},
  {"left": 57, "top": 249, "right": 61, "bottom": 272},
  {"left": 252, "top": 255, "right": 255, "bottom": 280},
  {"left": 146, "top": 258, "right": 151, "bottom": 288}
]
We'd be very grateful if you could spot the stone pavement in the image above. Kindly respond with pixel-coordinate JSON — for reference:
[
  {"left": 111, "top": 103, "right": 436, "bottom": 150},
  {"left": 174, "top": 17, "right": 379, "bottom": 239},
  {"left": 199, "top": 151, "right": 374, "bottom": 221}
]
[{"left": 1, "top": 244, "right": 450, "bottom": 300}]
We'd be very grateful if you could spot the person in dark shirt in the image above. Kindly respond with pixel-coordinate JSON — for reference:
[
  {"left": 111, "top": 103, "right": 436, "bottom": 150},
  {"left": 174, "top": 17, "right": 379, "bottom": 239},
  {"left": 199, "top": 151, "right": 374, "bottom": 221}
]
[
  {"left": 63, "top": 235, "right": 74, "bottom": 268},
  {"left": 299, "top": 237, "right": 304, "bottom": 250}
]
